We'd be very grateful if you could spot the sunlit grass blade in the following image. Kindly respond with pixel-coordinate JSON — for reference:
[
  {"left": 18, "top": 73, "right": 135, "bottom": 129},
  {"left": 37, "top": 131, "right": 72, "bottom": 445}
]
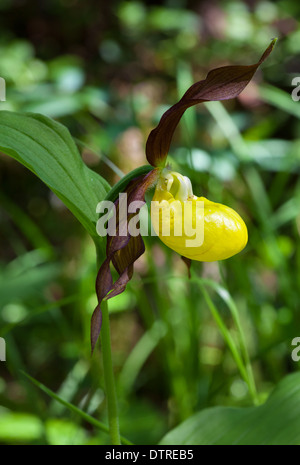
[
  {"left": 204, "top": 99, "right": 296, "bottom": 309},
  {"left": 203, "top": 100, "right": 272, "bottom": 218},
  {"left": 259, "top": 84, "right": 300, "bottom": 119},
  {"left": 118, "top": 320, "right": 167, "bottom": 397},
  {"left": 196, "top": 278, "right": 251, "bottom": 398},
  {"left": 200, "top": 277, "right": 258, "bottom": 404},
  {"left": 176, "top": 61, "right": 197, "bottom": 168},
  {"left": 21, "top": 371, "right": 133, "bottom": 445},
  {"left": 140, "top": 271, "right": 257, "bottom": 404},
  {"left": 74, "top": 138, "right": 125, "bottom": 179}
]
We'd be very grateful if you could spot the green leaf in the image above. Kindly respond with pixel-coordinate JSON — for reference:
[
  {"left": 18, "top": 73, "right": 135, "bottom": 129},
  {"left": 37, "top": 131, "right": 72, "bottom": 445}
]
[
  {"left": 159, "top": 373, "right": 300, "bottom": 445},
  {"left": 0, "top": 111, "right": 110, "bottom": 239}
]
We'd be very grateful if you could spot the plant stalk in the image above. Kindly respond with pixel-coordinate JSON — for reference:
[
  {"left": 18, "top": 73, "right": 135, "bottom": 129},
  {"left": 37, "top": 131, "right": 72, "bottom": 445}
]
[
  {"left": 95, "top": 244, "right": 121, "bottom": 445},
  {"left": 100, "top": 299, "right": 121, "bottom": 445}
]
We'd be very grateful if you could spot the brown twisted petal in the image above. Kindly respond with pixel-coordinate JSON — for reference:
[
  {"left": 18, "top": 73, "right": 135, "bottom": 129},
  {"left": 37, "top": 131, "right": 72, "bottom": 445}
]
[
  {"left": 146, "top": 39, "right": 276, "bottom": 167},
  {"left": 91, "top": 168, "right": 159, "bottom": 352}
]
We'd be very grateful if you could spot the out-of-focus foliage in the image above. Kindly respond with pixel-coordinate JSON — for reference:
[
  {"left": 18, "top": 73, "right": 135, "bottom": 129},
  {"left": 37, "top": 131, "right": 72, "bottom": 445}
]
[{"left": 0, "top": 0, "right": 300, "bottom": 445}]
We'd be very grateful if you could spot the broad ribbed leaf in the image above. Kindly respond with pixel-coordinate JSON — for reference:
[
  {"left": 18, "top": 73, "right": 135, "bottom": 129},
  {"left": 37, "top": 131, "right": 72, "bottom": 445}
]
[
  {"left": 146, "top": 39, "right": 276, "bottom": 167},
  {"left": 0, "top": 111, "right": 110, "bottom": 239},
  {"left": 160, "top": 372, "right": 300, "bottom": 445}
]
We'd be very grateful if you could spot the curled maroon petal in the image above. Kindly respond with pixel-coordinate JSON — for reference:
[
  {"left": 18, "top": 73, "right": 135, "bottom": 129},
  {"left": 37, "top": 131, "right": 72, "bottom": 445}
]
[
  {"left": 91, "top": 168, "right": 159, "bottom": 352},
  {"left": 146, "top": 39, "right": 276, "bottom": 167}
]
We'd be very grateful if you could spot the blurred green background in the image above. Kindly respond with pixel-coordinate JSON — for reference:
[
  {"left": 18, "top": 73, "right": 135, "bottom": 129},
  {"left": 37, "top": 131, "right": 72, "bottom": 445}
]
[{"left": 0, "top": 0, "right": 300, "bottom": 445}]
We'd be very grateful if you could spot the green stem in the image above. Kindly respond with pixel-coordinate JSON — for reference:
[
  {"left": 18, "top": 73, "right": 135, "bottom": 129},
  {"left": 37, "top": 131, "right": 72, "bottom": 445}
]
[
  {"left": 95, "top": 243, "right": 121, "bottom": 445},
  {"left": 100, "top": 299, "right": 121, "bottom": 445}
]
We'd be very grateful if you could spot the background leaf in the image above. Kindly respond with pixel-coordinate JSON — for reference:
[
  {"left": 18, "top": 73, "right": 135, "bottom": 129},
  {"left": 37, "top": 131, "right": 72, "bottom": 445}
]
[
  {"left": 159, "top": 373, "right": 300, "bottom": 445},
  {"left": 0, "top": 111, "right": 110, "bottom": 240}
]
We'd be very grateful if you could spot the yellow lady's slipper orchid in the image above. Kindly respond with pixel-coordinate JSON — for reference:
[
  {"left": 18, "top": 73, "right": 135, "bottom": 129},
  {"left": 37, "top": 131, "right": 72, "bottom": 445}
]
[
  {"left": 92, "top": 41, "right": 275, "bottom": 349},
  {"left": 151, "top": 169, "right": 248, "bottom": 262}
]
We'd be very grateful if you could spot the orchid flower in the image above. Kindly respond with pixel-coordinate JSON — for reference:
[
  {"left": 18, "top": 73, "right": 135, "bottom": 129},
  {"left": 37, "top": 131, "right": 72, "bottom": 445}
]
[{"left": 91, "top": 39, "right": 276, "bottom": 351}]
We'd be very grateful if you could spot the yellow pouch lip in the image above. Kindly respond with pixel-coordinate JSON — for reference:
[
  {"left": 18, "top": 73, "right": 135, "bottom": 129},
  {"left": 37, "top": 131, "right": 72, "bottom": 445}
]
[{"left": 151, "top": 169, "right": 248, "bottom": 262}]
